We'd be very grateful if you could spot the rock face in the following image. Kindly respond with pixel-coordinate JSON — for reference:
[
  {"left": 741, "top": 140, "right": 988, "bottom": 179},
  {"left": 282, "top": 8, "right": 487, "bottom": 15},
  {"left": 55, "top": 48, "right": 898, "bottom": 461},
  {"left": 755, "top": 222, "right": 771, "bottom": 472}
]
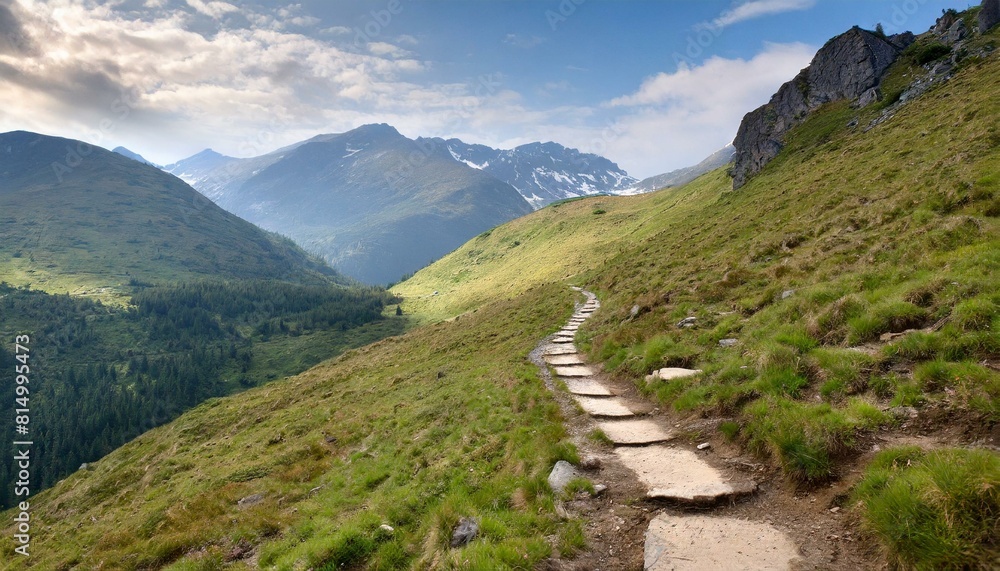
[
  {"left": 981, "top": 0, "right": 1000, "bottom": 32},
  {"left": 731, "top": 27, "right": 906, "bottom": 189}
]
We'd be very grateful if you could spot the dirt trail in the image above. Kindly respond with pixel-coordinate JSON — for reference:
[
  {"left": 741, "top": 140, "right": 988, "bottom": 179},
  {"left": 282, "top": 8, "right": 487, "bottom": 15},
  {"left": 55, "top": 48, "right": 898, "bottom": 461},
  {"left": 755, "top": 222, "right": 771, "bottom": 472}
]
[{"left": 531, "top": 289, "right": 881, "bottom": 570}]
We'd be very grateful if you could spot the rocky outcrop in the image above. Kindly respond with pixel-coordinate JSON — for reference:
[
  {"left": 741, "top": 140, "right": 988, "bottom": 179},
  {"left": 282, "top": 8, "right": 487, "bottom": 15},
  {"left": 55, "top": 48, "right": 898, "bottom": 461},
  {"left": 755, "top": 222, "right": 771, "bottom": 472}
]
[
  {"left": 981, "top": 0, "right": 1000, "bottom": 32},
  {"left": 732, "top": 27, "right": 905, "bottom": 189}
]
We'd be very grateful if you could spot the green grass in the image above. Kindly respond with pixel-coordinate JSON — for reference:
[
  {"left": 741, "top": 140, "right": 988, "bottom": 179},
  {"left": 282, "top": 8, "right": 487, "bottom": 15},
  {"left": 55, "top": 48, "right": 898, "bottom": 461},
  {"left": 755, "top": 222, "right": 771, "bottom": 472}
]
[
  {"left": 0, "top": 284, "right": 582, "bottom": 569},
  {"left": 394, "top": 25, "right": 1000, "bottom": 498},
  {"left": 852, "top": 447, "right": 1000, "bottom": 569}
]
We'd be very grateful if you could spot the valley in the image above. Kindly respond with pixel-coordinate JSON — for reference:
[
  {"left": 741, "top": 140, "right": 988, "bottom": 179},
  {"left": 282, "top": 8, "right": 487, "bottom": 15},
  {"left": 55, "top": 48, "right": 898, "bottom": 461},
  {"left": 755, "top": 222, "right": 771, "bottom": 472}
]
[{"left": 1, "top": 2, "right": 998, "bottom": 570}]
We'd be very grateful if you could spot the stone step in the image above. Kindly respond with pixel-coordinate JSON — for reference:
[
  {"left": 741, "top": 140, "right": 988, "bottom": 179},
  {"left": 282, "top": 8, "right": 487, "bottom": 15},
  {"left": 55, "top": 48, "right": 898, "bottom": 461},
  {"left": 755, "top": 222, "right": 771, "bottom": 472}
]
[
  {"left": 544, "top": 354, "right": 585, "bottom": 366},
  {"left": 644, "top": 514, "right": 800, "bottom": 570},
  {"left": 544, "top": 346, "right": 578, "bottom": 356},
  {"left": 597, "top": 419, "right": 674, "bottom": 445},
  {"left": 575, "top": 396, "right": 635, "bottom": 418},
  {"left": 553, "top": 365, "right": 595, "bottom": 378},
  {"left": 564, "top": 378, "right": 613, "bottom": 396},
  {"left": 615, "top": 446, "right": 756, "bottom": 504},
  {"left": 550, "top": 337, "right": 576, "bottom": 344}
]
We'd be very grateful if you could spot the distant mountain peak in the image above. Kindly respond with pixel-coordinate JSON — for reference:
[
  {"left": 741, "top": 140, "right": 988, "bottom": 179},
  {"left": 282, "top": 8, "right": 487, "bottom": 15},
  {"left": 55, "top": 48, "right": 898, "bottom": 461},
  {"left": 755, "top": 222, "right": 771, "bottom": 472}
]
[
  {"left": 113, "top": 146, "right": 159, "bottom": 167},
  {"left": 428, "top": 137, "right": 637, "bottom": 208}
]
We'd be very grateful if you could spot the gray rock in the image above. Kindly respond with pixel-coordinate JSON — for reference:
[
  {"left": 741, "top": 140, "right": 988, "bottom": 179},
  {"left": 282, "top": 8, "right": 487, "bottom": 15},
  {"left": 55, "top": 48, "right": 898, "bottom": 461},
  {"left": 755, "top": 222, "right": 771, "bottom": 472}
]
[
  {"left": 548, "top": 460, "right": 582, "bottom": 494},
  {"left": 781, "top": 289, "right": 796, "bottom": 300},
  {"left": 719, "top": 338, "right": 739, "bottom": 348},
  {"left": 980, "top": 0, "right": 1000, "bottom": 32},
  {"left": 947, "top": 19, "right": 967, "bottom": 43},
  {"left": 733, "top": 27, "right": 903, "bottom": 188},
  {"left": 79, "top": 463, "right": 89, "bottom": 471},
  {"left": 677, "top": 316, "right": 697, "bottom": 328},
  {"left": 379, "top": 524, "right": 395, "bottom": 534},
  {"left": 450, "top": 517, "right": 480, "bottom": 548},
  {"left": 630, "top": 304, "right": 640, "bottom": 318},
  {"left": 888, "top": 32, "right": 916, "bottom": 50},
  {"left": 856, "top": 87, "right": 880, "bottom": 108},
  {"left": 934, "top": 10, "right": 958, "bottom": 36},
  {"left": 237, "top": 493, "right": 264, "bottom": 508},
  {"left": 697, "top": 442, "right": 712, "bottom": 450},
  {"left": 593, "top": 484, "right": 608, "bottom": 496}
]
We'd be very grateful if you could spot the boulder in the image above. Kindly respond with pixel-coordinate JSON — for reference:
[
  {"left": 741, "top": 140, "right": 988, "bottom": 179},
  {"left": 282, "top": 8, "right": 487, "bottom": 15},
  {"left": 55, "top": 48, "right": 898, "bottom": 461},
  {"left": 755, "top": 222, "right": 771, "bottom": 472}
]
[
  {"left": 547, "top": 460, "right": 581, "bottom": 494},
  {"left": 857, "top": 87, "right": 880, "bottom": 108},
  {"left": 733, "top": 27, "right": 903, "bottom": 188},
  {"left": 981, "top": 0, "right": 1000, "bottom": 32},
  {"left": 948, "top": 19, "right": 968, "bottom": 43},
  {"left": 450, "top": 517, "right": 480, "bottom": 548},
  {"left": 237, "top": 494, "right": 264, "bottom": 508}
]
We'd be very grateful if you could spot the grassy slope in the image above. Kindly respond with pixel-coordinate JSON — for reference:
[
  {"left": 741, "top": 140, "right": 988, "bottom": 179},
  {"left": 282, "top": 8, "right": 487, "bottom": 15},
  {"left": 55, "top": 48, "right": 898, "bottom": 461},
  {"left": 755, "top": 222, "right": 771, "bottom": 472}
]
[
  {"left": 2, "top": 26, "right": 997, "bottom": 571},
  {"left": 395, "top": 34, "right": 1000, "bottom": 566},
  {"left": 0, "top": 284, "right": 582, "bottom": 569},
  {"left": 0, "top": 133, "right": 339, "bottom": 303}
]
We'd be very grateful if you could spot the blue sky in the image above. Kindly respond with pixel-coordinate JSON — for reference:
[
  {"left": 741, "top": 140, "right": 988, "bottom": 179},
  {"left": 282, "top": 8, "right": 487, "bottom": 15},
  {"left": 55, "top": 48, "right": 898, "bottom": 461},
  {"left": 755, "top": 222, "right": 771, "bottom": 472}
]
[{"left": 0, "top": 0, "right": 970, "bottom": 177}]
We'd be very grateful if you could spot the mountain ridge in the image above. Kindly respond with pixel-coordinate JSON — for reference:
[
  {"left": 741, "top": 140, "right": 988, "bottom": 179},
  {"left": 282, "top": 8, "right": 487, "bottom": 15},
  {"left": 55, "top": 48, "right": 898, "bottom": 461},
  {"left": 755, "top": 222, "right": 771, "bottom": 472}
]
[{"left": 166, "top": 124, "right": 534, "bottom": 284}]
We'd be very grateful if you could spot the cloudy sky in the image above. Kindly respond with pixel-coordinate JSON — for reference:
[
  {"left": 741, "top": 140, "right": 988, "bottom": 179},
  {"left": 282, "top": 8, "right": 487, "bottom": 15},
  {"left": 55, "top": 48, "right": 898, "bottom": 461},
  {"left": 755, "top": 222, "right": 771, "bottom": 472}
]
[{"left": 0, "top": 0, "right": 964, "bottom": 178}]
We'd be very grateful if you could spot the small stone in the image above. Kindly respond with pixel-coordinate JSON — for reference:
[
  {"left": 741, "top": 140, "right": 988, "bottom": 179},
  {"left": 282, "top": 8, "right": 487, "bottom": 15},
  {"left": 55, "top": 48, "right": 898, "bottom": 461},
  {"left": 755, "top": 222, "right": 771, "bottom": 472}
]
[
  {"left": 719, "top": 338, "right": 738, "bottom": 348},
  {"left": 237, "top": 494, "right": 264, "bottom": 508},
  {"left": 380, "top": 524, "right": 395, "bottom": 533},
  {"left": 580, "top": 455, "right": 602, "bottom": 470},
  {"left": 697, "top": 442, "right": 711, "bottom": 451},
  {"left": 829, "top": 507, "right": 841, "bottom": 513},
  {"left": 548, "top": 460, "right": 582, "bottom": 494},
  {"left": 630, "top": 304, "right": 640, "bottom": 317},
  {"left": 79, "top": 463, "right": 89, "bottom": 471},
  {"left": 450, "top": 517, "right": 480, "bottom": 548},
  {"left": 781, "top": 289, "right": 795, "bottom": 300},
  {"left": 593, "top": 484, "right": 608, "bottom": 496},
  {"left": 677, "top": 316, "right": 697, "bottom": 328}
]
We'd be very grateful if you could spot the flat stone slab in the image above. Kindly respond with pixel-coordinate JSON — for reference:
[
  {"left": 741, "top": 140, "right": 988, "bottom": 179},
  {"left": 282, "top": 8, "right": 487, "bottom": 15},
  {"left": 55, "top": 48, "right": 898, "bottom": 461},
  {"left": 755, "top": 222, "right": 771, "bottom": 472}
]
[
  {"left": 576, "top": 397, "right": 635, "bottom": 418},
  {"left": 544, "top": 354, "right": 585, "bottom": 366},
  {"left": 564, "top": 378, "right": 613, "bottom": 396},
  {"left": 597, "top": 419, "right": 674, "bottom": 445},
  {"left": 551, "top": 337, "right": 576, "bottom": 344},
  {"left": 615, "top": 446, "right": 755, "bottom": 503},
  {"left": 553, "top": 365, "right": 595, "bottom": 378},
  {"left": 645, "top": 514, "right": 799, "bottom": 571},
  {"left": 645, "top": 367, "right": 703, "bottom": 383},
  {"left": 544, "top": 345, "right": 578, "bottom": 355}
]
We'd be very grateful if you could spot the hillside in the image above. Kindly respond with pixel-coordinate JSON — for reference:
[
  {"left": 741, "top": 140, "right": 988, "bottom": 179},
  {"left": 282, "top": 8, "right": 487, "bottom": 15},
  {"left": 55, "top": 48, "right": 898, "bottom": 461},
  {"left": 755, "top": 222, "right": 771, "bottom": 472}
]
[
  {"left": 2, "top": 14, "right": 997, "bottom": 571},
  {"left": 166, "top": 125, "right": 534, "bottom": 285},
  {"left": 396, "top": 17, "right": 1000, "bottom": 567},
  {"left": 0, "top": 132, "right": 404, "bottom": 509},
  {"left": 0, "top": 131, "right": 339, "bottom": 300}
]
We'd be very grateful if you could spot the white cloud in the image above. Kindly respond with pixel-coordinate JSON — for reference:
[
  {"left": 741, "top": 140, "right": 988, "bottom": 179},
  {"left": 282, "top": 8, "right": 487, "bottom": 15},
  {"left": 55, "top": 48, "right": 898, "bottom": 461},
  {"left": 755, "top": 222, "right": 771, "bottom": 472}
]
[
  {"left": 0, "top": 1, "right": 438, "bottom": 162},
  {"left": 185, "top": 0, "right": 238, "bottom": 20},
  {"left": 503, "top": 33, "right": 545, "bottom": 49},
  {"left": 702, "top": 0, "right": 815, "bottom": 30},
  {"left": 368, "top": 41, "right": 414, "bottom": 59},
  {"left": 597, "top": 42, "right": 815, "bottom": 177}
]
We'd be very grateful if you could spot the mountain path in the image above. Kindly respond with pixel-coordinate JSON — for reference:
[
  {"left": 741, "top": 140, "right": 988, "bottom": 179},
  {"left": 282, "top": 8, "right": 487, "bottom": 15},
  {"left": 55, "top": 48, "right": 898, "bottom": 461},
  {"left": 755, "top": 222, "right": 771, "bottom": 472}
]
[{"left": 530, "top": 289, "right": 858, "bottom": 570}]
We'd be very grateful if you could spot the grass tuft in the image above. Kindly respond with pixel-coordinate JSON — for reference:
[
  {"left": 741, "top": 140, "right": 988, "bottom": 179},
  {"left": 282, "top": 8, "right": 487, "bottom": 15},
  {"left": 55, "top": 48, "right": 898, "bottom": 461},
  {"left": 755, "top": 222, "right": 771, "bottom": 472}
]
[{"left": 852, "top": 447, "right": 1000, "bottom": 570}]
